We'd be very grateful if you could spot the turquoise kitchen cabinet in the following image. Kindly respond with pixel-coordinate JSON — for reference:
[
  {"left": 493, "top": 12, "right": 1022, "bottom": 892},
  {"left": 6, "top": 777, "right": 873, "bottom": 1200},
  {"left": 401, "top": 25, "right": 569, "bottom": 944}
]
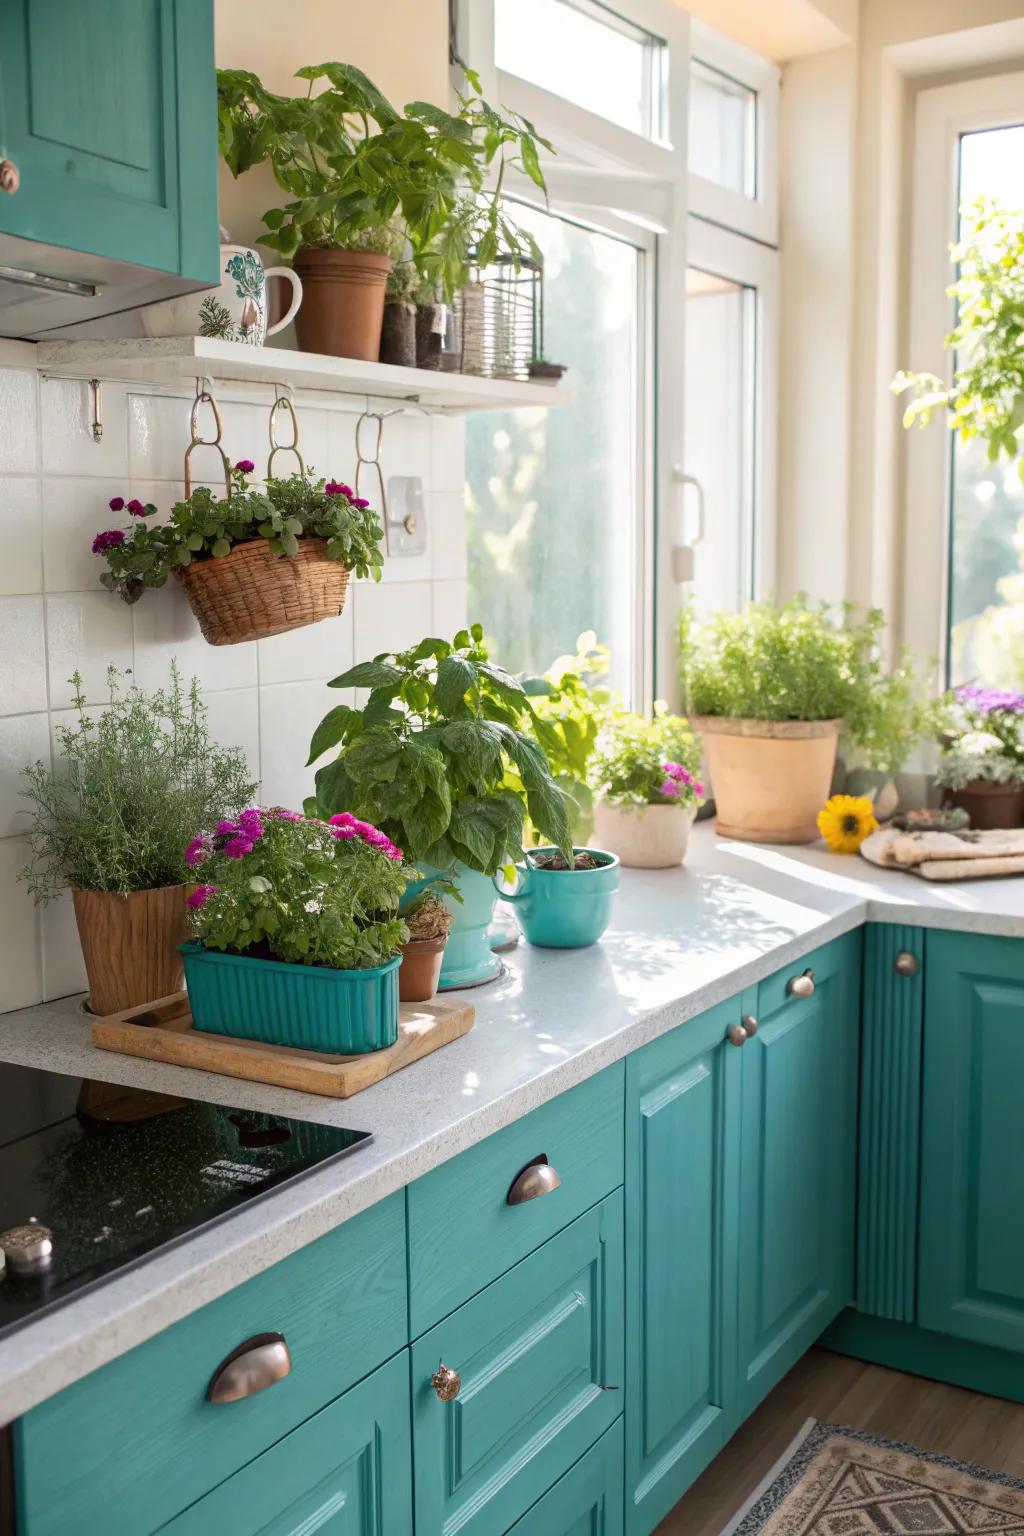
[
  {"left": 918, "top": 931, "right": 1024, "bottom": 1354},
  {"left": 624, "top": 994, "right": 744, "bottom": 1536},
  {"left": 508, "top": 1422, "right": 624, "bottom": 1536},
  {"left": 412, "top": 1193, "right": 624, "bottom": 1536},
  {"left": 157, "top": 1352, "right": 412, "bottom": 1536},
  {"left": 736, "top": 932, "right": 860, "bottom": 1414}
]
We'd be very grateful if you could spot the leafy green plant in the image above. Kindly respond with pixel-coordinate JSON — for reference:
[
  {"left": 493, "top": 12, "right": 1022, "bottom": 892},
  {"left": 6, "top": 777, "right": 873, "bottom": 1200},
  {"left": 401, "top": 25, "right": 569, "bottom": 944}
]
[
  {"left": 216, "top": 62, "right": 550, "bottom": 297},
  {"left": 935, "top": 733, "right": 1024, "bottom": 790},
  {"left": 307, "top": 624, "right": 572, "bottom": 875},
  {"left": 589, "top": 705, "right": 704, "bottom": 810},
  {"left": 678, "top": 597, "right": 934, "bottom": 772},
  {"left": 517, "top": 630, "right": 611, "bottom": 840},
  {"left": 93, "top": 464, "right": 384, "bottom": 604},
  {"left": 186, "top": 808, "right": 407, "bottom": 970},
  {"left": 894, "top": 199, "right": 1024, "bottom": 473},
  {"left": 19, "top": 666, "right": 257, "bottom": 900}
]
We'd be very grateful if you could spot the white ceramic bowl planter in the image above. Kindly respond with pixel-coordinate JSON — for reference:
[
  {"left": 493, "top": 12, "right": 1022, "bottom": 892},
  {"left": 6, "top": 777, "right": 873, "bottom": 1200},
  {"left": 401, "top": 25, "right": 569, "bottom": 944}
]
[{"left": 592, "top": 801, "right": 697, "bottom": 869}]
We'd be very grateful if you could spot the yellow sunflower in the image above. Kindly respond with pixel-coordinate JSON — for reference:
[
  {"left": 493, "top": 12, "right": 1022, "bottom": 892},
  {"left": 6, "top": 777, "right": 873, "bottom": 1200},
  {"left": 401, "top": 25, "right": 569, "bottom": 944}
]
[{"left": 817, "top": 794, "right": 878, "bottom": 854}]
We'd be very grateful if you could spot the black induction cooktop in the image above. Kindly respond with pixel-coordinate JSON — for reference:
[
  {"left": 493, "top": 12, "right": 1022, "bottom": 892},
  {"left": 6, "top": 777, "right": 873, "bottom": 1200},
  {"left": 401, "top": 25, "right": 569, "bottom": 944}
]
[{"left": 0, "top": 1062, "right": 370, "bottom": 1338}]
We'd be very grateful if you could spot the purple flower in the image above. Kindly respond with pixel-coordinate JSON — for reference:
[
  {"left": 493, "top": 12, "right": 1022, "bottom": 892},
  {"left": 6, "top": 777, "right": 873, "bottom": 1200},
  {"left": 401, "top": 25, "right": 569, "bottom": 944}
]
[
  {"left": 185, "top": 836, "right": 210, "bottom": 868},
  {"left": 956, "top": 685, "right": 1024, "bottom": 715},
  {"left": 187, "top": 884, "right": 218, "bottom": 911},
  {"left": 223, "top": 836, "right": 254, "bottom": 859},
  {"left": 331, "top": 825, "right": 357, "bottom": 840},
  {"left": 659, "top": 778, "right": 680, "bottom": 798},
  {"left": 235, "top": 459, "right": 255, "bottom": 474},
  {"left": 351, "top": 497, "right": 370, "bottom": 509},
  {"left": 92, "top": 529, "right": 126, "bottom": 553},
  {"left": 272, "top": 807, "right": 303, "bottom": 822},
  {"left": 108, "top": 496, "right": 125, "bottom": 512},
  {"left": 126, "top": 498, "right": 145, "bottom": 516},
  {"left": 215, "top": 819, "right": 237, "bottom": 836}
]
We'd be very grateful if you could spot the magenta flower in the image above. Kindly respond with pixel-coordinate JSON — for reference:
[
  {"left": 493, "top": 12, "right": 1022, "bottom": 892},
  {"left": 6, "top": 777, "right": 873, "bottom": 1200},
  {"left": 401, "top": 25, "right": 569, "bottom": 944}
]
[
  {"left": 235, "top": 459, "right": 255, "bottom": 474},
  {"left": 92, "top": 529, "right": 126, "bottom": 553},
  {"left": 660, "top": 778, "right": 681, "bottom": 798},
  {"left": 271, "top": 808, "right": 303, "bottom": 822},
  {"left": 331, "top": 825, "right": 357, "bottom": 840},
  {"left": 693, "top": 780, "right": 704, "bottom": 797},
  {"left": 329, "top": 813, "right": 355, "bottom": 827},
  {"left": 324, "top": 481, "right": 344, "bottom": 496},
  {"left": 187, "top": 884, "right": 218, "bottom": 911},
  {"left": 351, "top": 497, "right": 370, "bottom": 509},
  {"left": 108, "top": 495, "right": 125, "bottom": 512},
  {"left": 223, "top": 836, "right": 253, "bottom": 859},
  {"left": 185, "top": 835, "right": 210, "bottom": 868},
  {"left": 126, "top": 498, "right": 145, "bottom": 516},
  {"left": 215, "top": 819, "right": 237, "bottom": 836}
]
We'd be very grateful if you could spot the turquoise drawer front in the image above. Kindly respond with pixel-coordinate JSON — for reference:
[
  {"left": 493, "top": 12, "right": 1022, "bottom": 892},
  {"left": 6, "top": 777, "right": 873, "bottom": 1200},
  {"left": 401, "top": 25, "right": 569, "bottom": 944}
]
[
  {"left": 15, "top": 1194, "right": 407, "bottom": 1536},
  {"left": 754, "top": 930, "right": 859, "bottom": 1018},
  {"left": 407, "top": 1063, "right": 624, "bottom": 1335},
  {"left": 156, "top": 1352, "right": 413, "bottom": 1536},
  {"left": 509, "top": 1420, "right": 624, "bottom": 1536},
  {"left": 412, "top": 1191, "right": 624, "bottom": 1536}
]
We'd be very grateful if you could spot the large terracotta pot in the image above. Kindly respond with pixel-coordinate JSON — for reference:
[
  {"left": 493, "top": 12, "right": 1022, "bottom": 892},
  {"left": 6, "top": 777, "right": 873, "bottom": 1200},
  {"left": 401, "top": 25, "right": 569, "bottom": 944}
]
[
  {"left": 592, "top": 801, "right": 696, "bottom": 868},
  {"left": 293, "top": 247, "right": 391, "bottom": 360},
  {"left": 945, "top": 780, "right": 1024, "bottom": 830},
  {"left": 692, "top": 716, "right": 842, "bottom": 845},
  {"left": 71, "top": 885, "right": 192, "bottom": 1016}
]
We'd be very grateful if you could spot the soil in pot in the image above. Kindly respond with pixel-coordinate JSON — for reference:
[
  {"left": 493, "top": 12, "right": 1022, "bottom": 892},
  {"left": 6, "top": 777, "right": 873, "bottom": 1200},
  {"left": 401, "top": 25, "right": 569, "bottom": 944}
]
[
  {"left": 528, "top": 850, "right": 607, "bottom": 871},
  {"left": 399, "top": 938, "right": 447, "bottom": 1003},
  {"left": 380, "top": 302, "right": 417, "bottom": 367},
  {"left": 693, "top": 715, "right": 841, "bottom": 845},
  {"left": 72, "top": 885, "right": 191, "bottom": 1016},
  {"left": 293, "top": 247, "right": 391, "bottom": 361},
  {"left": 415, "top": 303, "right": 443, "bottom": 369},
  {"left": 944, "top": 781, "right": 1024, "bottom": 830}
]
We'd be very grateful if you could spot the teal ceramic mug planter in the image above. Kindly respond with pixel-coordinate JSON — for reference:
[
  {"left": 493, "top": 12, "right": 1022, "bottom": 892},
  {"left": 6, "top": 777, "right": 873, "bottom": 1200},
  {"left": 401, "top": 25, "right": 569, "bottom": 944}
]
[
  {"left": 181, "top": 942, "right": 400, "bottom": 1054},
  {"left": 494, "top": 847, "right": 620, "bottom": 949},
  {"left": 401, "top": 863, "right": 501, "bottom": 990}
]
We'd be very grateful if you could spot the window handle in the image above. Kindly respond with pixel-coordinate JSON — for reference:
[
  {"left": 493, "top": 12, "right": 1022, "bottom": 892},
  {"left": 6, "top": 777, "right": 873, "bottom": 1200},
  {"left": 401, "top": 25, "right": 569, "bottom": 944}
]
[{"left": 672, "top": 467, "right": 706, "bottom": 544}]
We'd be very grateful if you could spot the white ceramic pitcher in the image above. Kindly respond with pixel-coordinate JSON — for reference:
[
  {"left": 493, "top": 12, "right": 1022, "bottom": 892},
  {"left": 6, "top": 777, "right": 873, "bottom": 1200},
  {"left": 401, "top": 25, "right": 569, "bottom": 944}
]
[{"left": 140, "top": 244, "right": 302, "bottom": 345}]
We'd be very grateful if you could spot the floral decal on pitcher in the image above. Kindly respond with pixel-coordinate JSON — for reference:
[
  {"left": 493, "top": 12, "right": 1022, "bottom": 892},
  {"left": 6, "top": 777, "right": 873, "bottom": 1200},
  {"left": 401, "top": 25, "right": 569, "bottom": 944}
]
[{"left": 223, "top": 250, "right": 265, "bottom": 344}]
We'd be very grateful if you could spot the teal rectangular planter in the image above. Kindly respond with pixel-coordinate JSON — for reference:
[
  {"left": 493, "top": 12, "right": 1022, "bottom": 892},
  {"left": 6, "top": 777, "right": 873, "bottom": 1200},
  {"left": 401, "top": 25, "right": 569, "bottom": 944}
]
[{"left": 181, "top": 942, "right": 400, "bottom": 1054}]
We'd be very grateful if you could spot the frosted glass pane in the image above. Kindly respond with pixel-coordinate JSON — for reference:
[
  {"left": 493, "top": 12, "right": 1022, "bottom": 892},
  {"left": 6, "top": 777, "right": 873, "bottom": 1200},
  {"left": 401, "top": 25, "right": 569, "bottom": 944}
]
[
  {"left": 466, "top": 205, "right": 641, "bottom": 698},
  {"left": 689, "top": 60, "right": 755, "bottom": 197}
]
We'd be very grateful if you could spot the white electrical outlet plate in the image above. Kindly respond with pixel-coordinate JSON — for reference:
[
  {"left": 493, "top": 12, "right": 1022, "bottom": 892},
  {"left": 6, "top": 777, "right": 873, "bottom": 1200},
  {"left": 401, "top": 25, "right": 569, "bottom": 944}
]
[{"left": 385, "top": 475, "right": 427, "bottom": 556}]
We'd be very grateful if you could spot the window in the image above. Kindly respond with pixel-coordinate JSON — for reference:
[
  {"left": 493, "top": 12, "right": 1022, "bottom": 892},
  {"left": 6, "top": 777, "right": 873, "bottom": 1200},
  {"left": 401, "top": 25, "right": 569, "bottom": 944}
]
[
  {"left": 688, "top": 59, "right": 756, "bottom": 198},
  {"left": 466, "top": 204, "right": 646, "bottom": 698},
  {"left": 493, "top": 0, "right": 667, "bottom": 140},
  {"left": 687, "top": 21, "right": 779, "bottom": 245}
]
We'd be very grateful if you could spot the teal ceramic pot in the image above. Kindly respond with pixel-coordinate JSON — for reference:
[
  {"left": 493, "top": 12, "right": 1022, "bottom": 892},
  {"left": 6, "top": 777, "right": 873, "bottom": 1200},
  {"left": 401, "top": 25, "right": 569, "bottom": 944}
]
[
  {"left": 494, "top": 847, "right": 620, "bottom": 949},
  {"left": 401, "top": 862, "right": 501, "bottom": 989},
  {"left": 181, "top": 942, "right": 400, "bottom": 1053}
]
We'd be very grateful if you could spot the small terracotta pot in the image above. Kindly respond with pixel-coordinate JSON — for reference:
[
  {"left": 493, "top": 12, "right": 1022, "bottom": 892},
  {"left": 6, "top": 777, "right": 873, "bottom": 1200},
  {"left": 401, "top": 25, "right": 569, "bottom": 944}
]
[
  {"left": 293, "top": 247, "right": 392, "bottom": 360},
  {"left": 944, "top": 780, "right": 1024, "bottom": 830},
  {"left": 71, "top": 885, "right": 192, "bottom": 1016},
  {"left": 399, "top": 938, "right": 447, "bottom": 1003},
  {"left": 592, "top": 801, "right": 696, "bottom": 868},
  {"left": 380, "top": 302, "right": 417, "bottom": 367},
  {"left": 693, "top": 716, "right": 842, "bottom": 845}
]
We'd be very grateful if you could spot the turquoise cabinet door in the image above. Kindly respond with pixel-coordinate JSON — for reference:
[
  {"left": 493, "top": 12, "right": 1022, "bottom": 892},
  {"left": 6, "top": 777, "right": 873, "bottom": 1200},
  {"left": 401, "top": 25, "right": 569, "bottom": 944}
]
[
  {"left": 919, "top": 931, "right": 1024, "bottom": 1353},
  {"left": 509, "top": 1421, "right": 624, "bottom": 1536},
  {"left": 412, "top": 1193, "right": 624, "bottom": 1536},
  {"left": 0, "top": 0, "right": 218, "bottom": 279},
  {"left": 737, "top": 934, "right": 860, "bottom": 1414},
  {"left": 158, "top": 1352, "right": 412, "bottom": 1536},
  {"left": 624, "top": 996, "right": 743, "bottom": 1536}
]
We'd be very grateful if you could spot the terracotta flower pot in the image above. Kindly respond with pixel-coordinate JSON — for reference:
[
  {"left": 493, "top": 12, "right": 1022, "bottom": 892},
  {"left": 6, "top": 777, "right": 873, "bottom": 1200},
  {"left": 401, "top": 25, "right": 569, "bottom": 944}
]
[
  {"left": 692, "top": 716, "right": 842, "bottom": 845},
  {"left": 398, "top": 938, "right": 447, "bottom": 1003},
  {"left": 944, "top": 780, "right": 1024, "bottom": 830},
  {"left": 71, "top": 885, "right": 192, "bottom": 1016},
  {"left": 592, "top": 801, "right": 696, "bottom": 869},
  {"left": 293, "top": 247, "right": 392, "bottom": 360}
]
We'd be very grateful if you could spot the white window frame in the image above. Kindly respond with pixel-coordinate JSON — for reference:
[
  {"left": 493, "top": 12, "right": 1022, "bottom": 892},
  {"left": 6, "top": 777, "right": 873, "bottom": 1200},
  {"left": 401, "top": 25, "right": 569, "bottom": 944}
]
[
  {"left": 687, "top": 20, "right": 780, "bottom": 247},
  {"left": 903, "top": 72, "right": 1024, "bottom": 676}
]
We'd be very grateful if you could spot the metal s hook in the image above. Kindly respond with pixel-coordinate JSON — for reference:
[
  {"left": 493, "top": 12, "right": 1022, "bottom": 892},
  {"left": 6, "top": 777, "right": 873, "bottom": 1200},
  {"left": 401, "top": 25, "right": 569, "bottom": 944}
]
[
  {"left": 355, "top": 407, "right": 387, "bottom": 522},
  {"left": 184, "top": 376, "right": 232, "bottom": 499},
  {"left": 267, "top": 383, "right": 306, "bottom": 480}
]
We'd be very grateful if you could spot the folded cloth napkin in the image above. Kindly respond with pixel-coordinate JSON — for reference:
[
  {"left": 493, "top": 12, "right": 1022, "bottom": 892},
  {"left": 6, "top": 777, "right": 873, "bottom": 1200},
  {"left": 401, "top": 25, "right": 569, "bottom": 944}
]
[{"left": 860, "top": 825, "right": 1024, "bottom": 881}]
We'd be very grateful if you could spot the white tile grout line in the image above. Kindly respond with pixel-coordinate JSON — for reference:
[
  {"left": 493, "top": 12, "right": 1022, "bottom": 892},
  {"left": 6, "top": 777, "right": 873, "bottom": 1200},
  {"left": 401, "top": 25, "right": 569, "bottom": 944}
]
[{"left": 716, "top": 1417, "right": 819, "bottom": 1536}]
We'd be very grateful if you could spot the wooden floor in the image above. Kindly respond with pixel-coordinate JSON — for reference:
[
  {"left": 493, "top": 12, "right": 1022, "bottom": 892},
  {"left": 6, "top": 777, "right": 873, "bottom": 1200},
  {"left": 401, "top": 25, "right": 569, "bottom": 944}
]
[{"left": 657, "top": 1347, "right": 1024, "bottom": 1535}]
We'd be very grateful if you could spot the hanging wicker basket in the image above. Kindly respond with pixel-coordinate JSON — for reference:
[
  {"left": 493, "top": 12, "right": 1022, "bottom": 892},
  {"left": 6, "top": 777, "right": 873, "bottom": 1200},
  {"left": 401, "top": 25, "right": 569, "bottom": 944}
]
[{"left": 175, "top": 538, "right": 350, "bottom": 646}]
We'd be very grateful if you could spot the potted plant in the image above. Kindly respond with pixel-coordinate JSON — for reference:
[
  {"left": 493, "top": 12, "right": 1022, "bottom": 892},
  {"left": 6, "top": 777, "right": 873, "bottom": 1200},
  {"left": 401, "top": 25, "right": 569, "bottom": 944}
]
[
  {"left": 182, "top": 808, "right": 408, "bottom": 1052},
  {"left": 307, "top": 624, "right": 573, "bottom": 988},
  {"left": 589, "top": 705, "right": 705, "bottom": 868},
  {"left": 679, "top": 598, "right": 927, "bottom": 845},
  {"left": 518, "top": 631, "right": 612, "bottom": 845},
  {"left": 398, "top": 889, "right": 453, "bottom": 1003},
  {"left": 493, "top": 845, "right": 619, "bottom": 948},
  {"left": 93, "top": 463, "right": 384, "bottom": 645},
  {"left": 216, "top": 63, "right": 550, "bottom": 361},
  {"left": 935, "top": 686, "right": 1024, "bottom": 828},
  {"left": 19, "top": 667, "right": 256, "bottom": 1016},
  {"left": 380, "top": 258, "right": 419, "bottom": 368}
]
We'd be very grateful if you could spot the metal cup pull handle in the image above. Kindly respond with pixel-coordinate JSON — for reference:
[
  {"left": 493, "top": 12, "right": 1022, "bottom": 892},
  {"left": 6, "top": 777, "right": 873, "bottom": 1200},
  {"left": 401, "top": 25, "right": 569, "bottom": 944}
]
[
  {"left": 506, "top": 1154, "right": 561, "bottom": 1205},
  {"left": 207, "top": 1332, "right": 292, "bottom": 1404}
]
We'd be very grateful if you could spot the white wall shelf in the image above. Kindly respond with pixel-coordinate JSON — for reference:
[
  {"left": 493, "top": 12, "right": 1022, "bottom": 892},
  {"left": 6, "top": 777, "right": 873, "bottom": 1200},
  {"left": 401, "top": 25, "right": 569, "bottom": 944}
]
[{"left": 33, "top": 337, "right": 572, "bottom": 414}]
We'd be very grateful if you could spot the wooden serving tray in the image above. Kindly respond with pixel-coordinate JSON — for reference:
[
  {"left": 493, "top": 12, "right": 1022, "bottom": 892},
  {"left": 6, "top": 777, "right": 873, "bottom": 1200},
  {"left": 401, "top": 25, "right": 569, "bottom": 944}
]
[{"left": 91, "top": 991, "right": 475, "bottom": 1099}]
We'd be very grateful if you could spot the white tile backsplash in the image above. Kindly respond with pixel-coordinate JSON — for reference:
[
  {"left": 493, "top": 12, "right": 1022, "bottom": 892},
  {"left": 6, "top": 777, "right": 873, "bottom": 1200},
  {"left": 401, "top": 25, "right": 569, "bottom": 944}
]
[{"left": 0, "top": 364, "right": 467, "bottom": 1013}]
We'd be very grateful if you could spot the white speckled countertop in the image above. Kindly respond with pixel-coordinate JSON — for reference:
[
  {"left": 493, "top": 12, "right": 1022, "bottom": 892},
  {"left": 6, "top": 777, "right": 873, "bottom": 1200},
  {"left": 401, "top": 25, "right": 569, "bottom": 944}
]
[{"left": 1, "top": 826, "right": 1023, "bottom": 1423}]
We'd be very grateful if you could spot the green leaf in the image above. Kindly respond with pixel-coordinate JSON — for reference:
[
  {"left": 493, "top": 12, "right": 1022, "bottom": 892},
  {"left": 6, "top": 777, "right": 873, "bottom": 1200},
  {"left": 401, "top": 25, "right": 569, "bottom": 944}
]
[
  {"left": 434, "top": 654, "right": 477, "bottom": 715},
  {"left": 525, "top": 777, "right": 573, "bottom": 864},
  {"left": 248, "top": 875, "right": 272, "bottom": 894},
  {"left": 342, "top": 725, "right": 404, "bottom": 782},
  {"left": 313, "top": 757, "right": 354, "bottom": 816},
  {"left": 479, "top": 660, "right": 526, "bottom": 705},
  {"left": 439, "top": 719, "right": 503, "bottom": 780},
  {"left": 212, "top": 538, "right": 231, "bottom": 558},
  {"left": 328, "top": 660, "right": 404, "bottom": 690},
  {"left": 307, "top": 704, "right": 356, "bottom": 765},
  {"left": 280, "top": 530, "right": 299, "bottom": 556}
]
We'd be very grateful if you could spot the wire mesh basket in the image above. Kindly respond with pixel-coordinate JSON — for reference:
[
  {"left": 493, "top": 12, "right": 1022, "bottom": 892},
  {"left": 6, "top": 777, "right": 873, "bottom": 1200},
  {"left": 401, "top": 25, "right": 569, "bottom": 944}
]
[{"left": 456, "top": 256, "right": 542, "bottom": 381}]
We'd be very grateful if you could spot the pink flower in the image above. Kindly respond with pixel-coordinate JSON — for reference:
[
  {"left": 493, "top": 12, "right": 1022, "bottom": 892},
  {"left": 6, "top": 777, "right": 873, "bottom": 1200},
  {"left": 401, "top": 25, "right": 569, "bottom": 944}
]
[
  {"left": 108, "top": 496, "right": 125, "bottom": 512},
  {"left": 324, "top": 481, "right": 344, "bottom": 496},
  {"left": 351, "top": 497, "right": 370, "bottom": 509},
  {"left": 215, "top": 819, "right": 237, "bottom": 835},
  {"left": 187, "top": 884, "right": 217, "bottom": 910},
  {"left": 329, "top": 813, "right": 355, "bottom": 827},
  {"left": 272, "top": 808, "right": 303, "bottom": 821},
  {"left": 92, "top": 529, "right": 125, "bottom": 553},
  {"left": 331, "top": 825, "right": 357, "bottom": 840},
  {"left": 660, "top": 778, "right": 681, "bottom": 798},
  {"left": 126, "top": 498, "right": 145, "bottom": 516},
  {"left": 223, "top": 836, "right": 254, "bottom": 859},
  {"left": 185, "top": 836, "right": 210, "bottom": 868},
  {"left": 387, "top": 847, "right": 404, "bottom": 862},
  {"left": 693, "top": 780, "right": 704, "bottom": 798},
  {"left": 235, "top": 459, "right": 255, "bottom": 474}
]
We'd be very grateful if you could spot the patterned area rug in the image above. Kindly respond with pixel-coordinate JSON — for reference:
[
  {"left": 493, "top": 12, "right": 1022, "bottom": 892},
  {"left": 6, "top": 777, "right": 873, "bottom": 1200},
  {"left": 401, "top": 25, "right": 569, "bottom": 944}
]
[{"left": 727, "top": 1422, "right": 1024, "bottom": 1536}]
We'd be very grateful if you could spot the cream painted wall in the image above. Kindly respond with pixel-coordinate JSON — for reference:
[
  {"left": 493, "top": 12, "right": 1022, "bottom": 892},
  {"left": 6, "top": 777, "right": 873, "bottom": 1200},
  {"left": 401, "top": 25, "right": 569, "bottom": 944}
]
[{"left": 214, "top": 0, "right": 449, "bottom": 248}]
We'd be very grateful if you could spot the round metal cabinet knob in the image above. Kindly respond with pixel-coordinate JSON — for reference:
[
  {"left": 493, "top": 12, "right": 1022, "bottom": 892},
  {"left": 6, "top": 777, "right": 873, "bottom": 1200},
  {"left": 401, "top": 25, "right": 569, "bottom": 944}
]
[
  {"left": 726, "top": 1023, "right": 748, "bottom": 1047},
  {"left": 787, "top": 969, "right": 816, "bottom": 998},
  {"left": 0, "top": 1222, "right": 53, "bottom": 1276},
  {"left": 432, "top": 1362, "right": 462, "bottom": 1402},
  {"left": 741, "top": 1014, "right": 758, "bottom": 1037},
  {"left": 506, "top": 1157, "right": 561, "bottom": 1205},
  {"left": 206, "top": 1332, "right": 292, "bottom": 1404},
  {"left": 894, "top": 951, "right": 919, "bottom": 977},
  {"left": 0, "top": 160, "right": 20, "bottom": 195}
]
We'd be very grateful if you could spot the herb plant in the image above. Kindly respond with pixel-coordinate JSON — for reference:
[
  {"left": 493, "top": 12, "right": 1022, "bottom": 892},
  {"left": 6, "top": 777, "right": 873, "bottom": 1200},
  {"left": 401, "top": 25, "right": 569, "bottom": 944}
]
[
  {"left": 216, "top": 63, "right": 551, "bottom": 297},
  {"left": 186, "top": 808, "right": 407, "bottom": 970},
  {"left": 678, "top": 598, "right": 933, "bottom": 772},
  {"left": 518, "top": 631, "right": 611, "bottom": 840},
  {"left": 308, "top": 625, "right": 573, "bottom": 875},
  {"left": 590, "top": 705, "right": 705, "bottom": 810},
  {"left": 93, "top": 464, "right": 384, "bottom": 604},
  {"left": 19, "top": 666, "right": 257, "bottom": 900}
]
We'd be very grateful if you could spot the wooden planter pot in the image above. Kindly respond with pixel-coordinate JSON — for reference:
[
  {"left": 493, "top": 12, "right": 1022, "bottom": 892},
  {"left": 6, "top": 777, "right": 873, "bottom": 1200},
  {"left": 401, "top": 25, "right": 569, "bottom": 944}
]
[
  {"left": 693, "top": 716, "right": 841, "bottom": 845},
  {"left": 72, "top": 885, "right": 192, "bottom": 1016},
  {"left": 175, "top": 538, "right": 350, "bottom": 646},
  {"left": 293, "top": 247, "right": 391, "bottom": 361}
]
